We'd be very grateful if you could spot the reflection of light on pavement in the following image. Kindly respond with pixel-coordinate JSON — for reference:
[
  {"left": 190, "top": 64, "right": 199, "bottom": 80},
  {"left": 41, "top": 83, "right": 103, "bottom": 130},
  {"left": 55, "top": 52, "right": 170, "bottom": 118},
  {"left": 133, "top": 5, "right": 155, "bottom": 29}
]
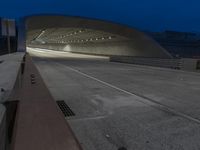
[
  {"left": 63, "top": 44, "right": 71, "bottom": 52},
  {"left": 27, "top": 47, "right": 109, "bottom": 60}
]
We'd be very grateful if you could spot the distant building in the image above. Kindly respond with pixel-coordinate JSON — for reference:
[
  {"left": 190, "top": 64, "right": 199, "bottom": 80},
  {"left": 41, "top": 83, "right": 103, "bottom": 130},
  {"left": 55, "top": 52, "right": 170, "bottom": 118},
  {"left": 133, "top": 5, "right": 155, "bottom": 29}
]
[
  {"left": 0, "top": 18, "right": 17, "bottom": 55},
  {"left": 146, "top": 30, "right": 200, "bottom": 58}
]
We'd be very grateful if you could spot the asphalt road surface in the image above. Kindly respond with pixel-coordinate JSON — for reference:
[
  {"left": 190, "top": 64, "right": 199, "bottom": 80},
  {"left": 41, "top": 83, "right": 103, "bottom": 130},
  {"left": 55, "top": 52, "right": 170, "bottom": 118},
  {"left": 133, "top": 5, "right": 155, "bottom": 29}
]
[{"left": 28, "top": 47, "right": 200, "bottom": 150}]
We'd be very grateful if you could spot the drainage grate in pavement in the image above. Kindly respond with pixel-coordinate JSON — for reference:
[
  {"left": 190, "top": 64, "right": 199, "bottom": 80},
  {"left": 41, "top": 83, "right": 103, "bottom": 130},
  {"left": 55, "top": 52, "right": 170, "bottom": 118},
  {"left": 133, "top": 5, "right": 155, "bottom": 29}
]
[
  {"left": 118, "top": 147, "right": 127, "bottom": 150},
  {"left": 56, "top": 100, "right": 75, "bottom": 117}
]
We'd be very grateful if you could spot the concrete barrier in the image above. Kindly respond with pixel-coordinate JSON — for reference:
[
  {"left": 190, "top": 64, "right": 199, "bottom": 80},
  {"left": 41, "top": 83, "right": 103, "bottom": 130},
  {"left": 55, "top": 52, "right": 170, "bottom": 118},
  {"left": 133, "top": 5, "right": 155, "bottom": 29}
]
[
  {"left": 181, "top": 58, "right": 200, "bottom": 71},
  {"left": 0, "top": 104, "right": 6, "bottom": 150},
  {"left": 110, "top": 56, "right": 182, "bottom": 69},
  {"left": 0, "top": 52, "right": 24, "bottom": 150},
  {"left": 110, "top": 56, "right": 200, "bottom": 72}
]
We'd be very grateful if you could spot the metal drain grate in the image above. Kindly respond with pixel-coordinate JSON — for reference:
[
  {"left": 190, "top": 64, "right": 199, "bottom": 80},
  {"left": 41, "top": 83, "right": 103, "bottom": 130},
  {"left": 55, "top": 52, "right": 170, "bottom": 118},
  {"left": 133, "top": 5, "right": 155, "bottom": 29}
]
[{"left": 56, "top": 100, "right": 75, "bottom": 117}]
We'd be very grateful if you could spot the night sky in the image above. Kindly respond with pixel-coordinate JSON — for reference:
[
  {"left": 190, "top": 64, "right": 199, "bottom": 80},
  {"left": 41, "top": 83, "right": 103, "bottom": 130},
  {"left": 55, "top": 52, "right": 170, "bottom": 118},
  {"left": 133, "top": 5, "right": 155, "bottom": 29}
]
[{"left": 0, "top": 0, "right": 200, "bottom": 32}]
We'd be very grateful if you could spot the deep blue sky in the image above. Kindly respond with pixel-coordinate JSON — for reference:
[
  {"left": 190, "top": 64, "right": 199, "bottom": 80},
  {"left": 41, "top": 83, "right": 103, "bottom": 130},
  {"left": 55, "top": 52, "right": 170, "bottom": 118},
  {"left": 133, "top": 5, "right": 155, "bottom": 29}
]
[{"left": 0, "top": 0, "right": 200, "bottom": 32}]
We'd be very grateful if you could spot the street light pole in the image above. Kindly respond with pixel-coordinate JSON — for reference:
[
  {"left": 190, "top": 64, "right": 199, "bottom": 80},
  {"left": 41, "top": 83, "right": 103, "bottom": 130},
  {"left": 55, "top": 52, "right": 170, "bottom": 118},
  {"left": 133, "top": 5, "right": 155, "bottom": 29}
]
[{"left": 6, "top": 20, "right": 11, "bottom": 54}]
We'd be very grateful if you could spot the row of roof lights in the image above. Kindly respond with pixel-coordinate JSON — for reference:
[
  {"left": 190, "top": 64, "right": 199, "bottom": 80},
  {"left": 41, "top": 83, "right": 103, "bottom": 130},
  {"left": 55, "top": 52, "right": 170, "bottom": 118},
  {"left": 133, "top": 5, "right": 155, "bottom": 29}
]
[
  {"left": 55, "top": 36, "right": 115, "bottom": 44},
  {"left": 48, "top": 29, "right": 86, "bottom": 40}
]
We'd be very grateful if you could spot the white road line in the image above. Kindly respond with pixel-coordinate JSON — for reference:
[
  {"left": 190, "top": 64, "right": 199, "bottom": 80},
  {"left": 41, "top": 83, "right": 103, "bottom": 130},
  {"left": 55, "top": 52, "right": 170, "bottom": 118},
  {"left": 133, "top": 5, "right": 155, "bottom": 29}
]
[
  {"left": 68, "top": 115, "right": 107, "bottom": 121},
  {"left": 55, "top": 62, "right": 200, "bottom": 124}
]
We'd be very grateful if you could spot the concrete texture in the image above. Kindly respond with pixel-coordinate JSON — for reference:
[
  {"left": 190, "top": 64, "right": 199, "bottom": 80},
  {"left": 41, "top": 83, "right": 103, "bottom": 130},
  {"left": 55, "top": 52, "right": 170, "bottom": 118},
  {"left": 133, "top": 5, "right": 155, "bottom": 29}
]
[
  {"left": 0, "top": 104, "right": 6, "bottom": 150},
  {"left": 28, "top": 47, "right": 200, "bottom": 150},
  {"left": 0, "top": 52, "right": 24, "bottom": 102}
]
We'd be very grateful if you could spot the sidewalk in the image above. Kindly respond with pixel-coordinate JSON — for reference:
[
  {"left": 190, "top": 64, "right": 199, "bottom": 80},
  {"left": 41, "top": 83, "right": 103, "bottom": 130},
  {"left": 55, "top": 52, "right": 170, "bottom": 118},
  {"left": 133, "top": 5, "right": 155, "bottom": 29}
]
[{"left": 0, "top": 52, "right": 24, "bottom": 102}]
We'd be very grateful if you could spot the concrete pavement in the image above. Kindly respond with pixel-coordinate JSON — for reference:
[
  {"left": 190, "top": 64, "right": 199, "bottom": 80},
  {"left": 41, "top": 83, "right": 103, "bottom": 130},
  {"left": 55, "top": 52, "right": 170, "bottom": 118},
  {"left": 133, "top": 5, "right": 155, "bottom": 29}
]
[{"left": 28, "top": 47, "right": 200, "bottom": 150}]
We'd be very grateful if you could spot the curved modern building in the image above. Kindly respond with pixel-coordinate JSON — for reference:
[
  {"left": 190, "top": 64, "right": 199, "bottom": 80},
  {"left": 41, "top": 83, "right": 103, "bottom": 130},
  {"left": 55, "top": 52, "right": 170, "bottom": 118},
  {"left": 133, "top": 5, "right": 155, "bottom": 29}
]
[{"left": 25, "top": 15, "right": 171, "bottom": 58}]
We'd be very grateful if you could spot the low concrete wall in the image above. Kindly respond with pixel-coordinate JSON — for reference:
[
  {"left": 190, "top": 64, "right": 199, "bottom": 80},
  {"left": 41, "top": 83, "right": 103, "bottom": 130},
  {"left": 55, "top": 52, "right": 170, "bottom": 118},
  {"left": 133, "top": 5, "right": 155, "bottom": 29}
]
[
  {"left": 110, "top": 56, "right": 200, "bottom": 72},
  {"left": 0, "top": 104, "right": 6, "bottom": 150},
  {"left": 0, "top": 52, "right": 24, "bottom": 150},
  {"left": 181, "top": 58, "right": 200, "bottom": 71},
  {"left": 110, "top": 56, "right": 182, "bottom": 69}
]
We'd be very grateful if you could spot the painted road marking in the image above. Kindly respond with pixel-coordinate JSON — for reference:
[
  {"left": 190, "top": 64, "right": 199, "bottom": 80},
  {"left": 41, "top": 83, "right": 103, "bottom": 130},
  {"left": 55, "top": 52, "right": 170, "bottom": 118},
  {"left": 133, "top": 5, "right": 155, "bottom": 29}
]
[{"left": 56, "top": 62, "right": 200, "bottom": 124}]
